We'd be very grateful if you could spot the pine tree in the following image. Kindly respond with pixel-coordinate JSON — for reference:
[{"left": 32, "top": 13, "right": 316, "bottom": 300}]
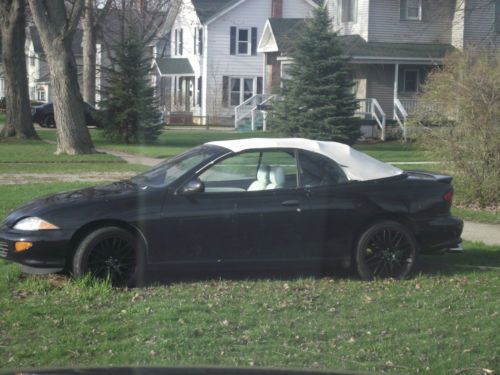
[
  {"left": 99, "top": 29, "right": 162, "bottom": 144},
  {"left": 270, "top": 7, "right": 360, "bottom": 145}
]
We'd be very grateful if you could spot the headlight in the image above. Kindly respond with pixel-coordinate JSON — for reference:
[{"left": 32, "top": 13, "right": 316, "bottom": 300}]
[{"left": 13, "top": 217, "right": 60, "bottom": 231}]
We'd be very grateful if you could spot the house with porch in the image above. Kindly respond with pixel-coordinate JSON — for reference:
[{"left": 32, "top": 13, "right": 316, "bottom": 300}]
[
  {"left": 258, "top": 0, "right": 500, "bottom": 138},
  {"left": 151, "top": 0, "right": 320, "bottom": 125}
]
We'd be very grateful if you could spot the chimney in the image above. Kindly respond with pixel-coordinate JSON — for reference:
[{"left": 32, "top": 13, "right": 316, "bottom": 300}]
[{"left": 271, "top": 0, "right": 283, "bottom": 18}]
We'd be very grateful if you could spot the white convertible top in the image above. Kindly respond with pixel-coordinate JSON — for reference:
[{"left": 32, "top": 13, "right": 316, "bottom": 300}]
[{"left": 206, "top": 138, "right": 403, "bottom": 181}]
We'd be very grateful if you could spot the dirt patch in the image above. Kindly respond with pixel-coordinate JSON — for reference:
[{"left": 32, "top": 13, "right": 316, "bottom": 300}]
[{"left": 0, "top": 172, "right": 137, "bottom": 185}]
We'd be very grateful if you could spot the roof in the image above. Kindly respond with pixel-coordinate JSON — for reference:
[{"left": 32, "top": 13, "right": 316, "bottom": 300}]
[
  {"left": 36, "top": 73, "right": 51, "bottom": 83},
  {"left": 206, "top": 138, "right": 403, "bottom": 181},
  {"left": 191, "top": 0, "right": 238, "bottom": 23},
  {"left": 154, "top": 58, "right": 194, "bottom": 76},
  {"left": 192, "top": 0, "right": 322, "bottom": 24},
  {"left": 340, "top": 35, "right": 457, "bottom": 62},
  {"left": 261, "top": 21, "right": 456, "bottom": 62},
  {"left": 268, "top": 18, "right": 307, "bottom": 54}
]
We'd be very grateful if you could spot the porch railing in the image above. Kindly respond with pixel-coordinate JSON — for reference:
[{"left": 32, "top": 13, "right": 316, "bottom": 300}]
[
  {"left": 394, "top": 98, "right": 409, "bottom": 141},
  {"left": 234, "top": 94, "right": 275, "bottom": 131},
  {"left": 356, "top": 98, "right": 386, "bottom": 141}
]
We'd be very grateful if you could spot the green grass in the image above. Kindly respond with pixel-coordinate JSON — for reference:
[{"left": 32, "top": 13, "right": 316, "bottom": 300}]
[
  {"left": 0, "top": 182, "right": 107, "bottom": 218},
  {"left": 0, "top": 243, "right": 499, "bottom": 373},
  {"left": 354, "top": 142, "right": 434, "bottom": 162},
  {"left": 0, "top": 112, "right": 5, "bottom": 125},
  {"left": 0, "top": 163, "right": 147, "bottom": 174}
]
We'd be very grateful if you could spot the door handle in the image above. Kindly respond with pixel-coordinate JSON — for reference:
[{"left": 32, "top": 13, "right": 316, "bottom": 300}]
[{"left": 281, "top": 200, "right": 300, "bottom": 207}]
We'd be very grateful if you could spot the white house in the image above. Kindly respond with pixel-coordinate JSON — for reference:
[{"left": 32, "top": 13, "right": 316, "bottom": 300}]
[{"left": 152, "top": 0, "right": 319, "bottom": 125}]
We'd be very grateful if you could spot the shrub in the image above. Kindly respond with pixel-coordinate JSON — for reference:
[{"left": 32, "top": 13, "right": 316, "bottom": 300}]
[{"left": 408, "top": 49, "right": 500, "bottom": 207}]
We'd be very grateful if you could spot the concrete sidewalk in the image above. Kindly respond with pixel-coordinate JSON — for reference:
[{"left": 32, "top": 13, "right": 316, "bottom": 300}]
[
  {"left": 98, "top": 148, "right": 161, "bottom": 167},
  {"left": 462, "top": 221, "right": 500, "bottom": 246}
]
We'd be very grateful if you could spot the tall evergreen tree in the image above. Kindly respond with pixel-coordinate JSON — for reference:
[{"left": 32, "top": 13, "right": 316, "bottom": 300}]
[
  {"left": 271, "top": 7, "right": 360, "bottom": 145},
  {"left": 99, "top": 29, "right": 162, "bottom": 144}
]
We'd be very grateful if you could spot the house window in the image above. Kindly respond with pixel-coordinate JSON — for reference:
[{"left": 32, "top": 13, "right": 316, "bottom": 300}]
[
  {"left": 197, "top": 76, "right": 202, "bottom": 106},
  {"left": 341, "top": 0, "right": 357, "bottom": 23},
  {"left": 224, "top": 77, "right": 262, "bottom": 106},
  {"left": 30, "top": 55, "right": 35, "bottom": 66},
  {"left": 401, "top": 0, "right": 422, "bottom": 20},
  {"left": 230, "top": 27, "right": 257, "bottom": 56},
  {"left": 403, "top": 69, "right": 419, "bottom": 92},
  {"left": 37, "top": 88, "right": 46, "bottom": 102}
]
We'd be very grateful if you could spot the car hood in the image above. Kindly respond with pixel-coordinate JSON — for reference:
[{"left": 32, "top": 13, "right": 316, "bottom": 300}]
[{"left": 2, "top": 181, "right": 140, "bottom": 228}]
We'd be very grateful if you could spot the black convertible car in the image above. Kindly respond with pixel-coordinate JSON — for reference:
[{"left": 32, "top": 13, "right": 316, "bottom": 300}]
[{"left": 0, "top": 138, "right": 463, "bottom": 285}]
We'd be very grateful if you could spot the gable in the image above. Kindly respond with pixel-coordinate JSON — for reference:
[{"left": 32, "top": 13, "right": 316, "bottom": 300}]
[{"left": 191, "top": 0, "right": 241, "bottom": 23}]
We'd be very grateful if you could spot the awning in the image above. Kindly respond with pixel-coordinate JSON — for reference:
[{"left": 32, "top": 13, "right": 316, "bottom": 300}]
[{"left": 153, "top": 58, "right": 195, "bottom": 76}]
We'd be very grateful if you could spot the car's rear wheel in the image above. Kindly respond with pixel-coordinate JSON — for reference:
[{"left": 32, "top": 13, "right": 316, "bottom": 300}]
[
  {"left": 44, "top": 115, "right": 56, "bottom": 128},
  {"left": 355, "top": 221, "right": 417, "bottom": 280},
  {"left": 73, "top": 227, "right": 144, "bottom": 287}
]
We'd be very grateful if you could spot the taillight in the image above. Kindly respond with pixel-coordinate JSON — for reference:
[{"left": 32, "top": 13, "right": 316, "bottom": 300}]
[{"left": 443, "top": 190, "right": 454, "bottom": 204}]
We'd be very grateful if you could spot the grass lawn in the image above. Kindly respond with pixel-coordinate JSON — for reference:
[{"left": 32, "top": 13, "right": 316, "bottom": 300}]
[
  {"left": 0, "top": 112, "right": 5, "bottom": 125},
  {"left": 0, "top": 244, "right": 498, "bottom": 373}
]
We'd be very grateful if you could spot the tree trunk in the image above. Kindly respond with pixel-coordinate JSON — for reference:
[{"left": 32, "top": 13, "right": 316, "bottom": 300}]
[
  {"left": 28, "top": 0, "right": 96, "bottom": 154},
  {"left": 82, "top": 0, "right": 96, "bottom": 105},
  {"left": 0, "top": 0, "right": 38, "bottom": 139},
  {"left": 50, "top": 46, "right": 96, "bottom": 154}
]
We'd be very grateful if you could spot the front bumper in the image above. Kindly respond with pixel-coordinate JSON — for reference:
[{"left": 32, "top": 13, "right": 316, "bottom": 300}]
[
  {"left": 0, "top": 228, "right": 73, "bottom": 273},
  {"left": 416, "top": 215, "right": 464, "bottom": 253}
]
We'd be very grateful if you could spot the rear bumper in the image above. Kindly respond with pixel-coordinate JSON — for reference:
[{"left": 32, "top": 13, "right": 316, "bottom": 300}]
[
  {"left": 416, "top": 215, "right": 464, "bottom": 253},
  {"left": 0, "top": 228, "right": 73, "bottom": 273}
]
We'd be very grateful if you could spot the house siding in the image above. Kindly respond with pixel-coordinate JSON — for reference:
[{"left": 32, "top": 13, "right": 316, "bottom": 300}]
[
  {"left": 367, "top": 0, "right": 454, "bottom": 44},
  {"left": 463, "top": 0, "right": 500, "bottom": 48}
]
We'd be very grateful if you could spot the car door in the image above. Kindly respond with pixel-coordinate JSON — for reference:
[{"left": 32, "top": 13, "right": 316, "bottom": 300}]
[
  {"left": 154, "top": 149, "right": 311, "bottom": 269},
  {"left": 297, "top": 150, "right": 364, "bottom": 263}
]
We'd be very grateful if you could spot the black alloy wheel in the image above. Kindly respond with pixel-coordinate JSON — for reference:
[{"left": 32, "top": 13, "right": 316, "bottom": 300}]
[
  {"left": 355, "top": 221, "right": 417, "bottom": 280},
  {"left": 73, "top": 227, "right": 143, "bottom": 287}
]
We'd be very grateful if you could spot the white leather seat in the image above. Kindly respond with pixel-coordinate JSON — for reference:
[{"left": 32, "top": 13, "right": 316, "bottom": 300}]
[
  {"left": 247, "top": 164, "right": 270, "bottom": 191},
  {"left": 266, "top": 166, "right": 285, "bottom": 190}
]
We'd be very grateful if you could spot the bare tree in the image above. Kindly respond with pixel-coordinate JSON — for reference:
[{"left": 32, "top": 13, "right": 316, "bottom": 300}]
[
  {"left": 0, "top": 0, "right": 38, "bottom": 139},
  {"left": 28, "top": 0, "right": 95, "bottom": 154},
  {"left": 82, "top": 0, "right": 113, "bottom": 105}
]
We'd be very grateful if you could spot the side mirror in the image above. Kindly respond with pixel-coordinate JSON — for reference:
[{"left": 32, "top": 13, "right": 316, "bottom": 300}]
[{"left": 179, "top": 179, "right": 205, "bottom": 196}]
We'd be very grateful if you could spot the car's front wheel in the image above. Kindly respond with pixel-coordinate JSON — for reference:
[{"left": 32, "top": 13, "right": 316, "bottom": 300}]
[
  {"left": 355, "top": 221, "right": 417, "bottom": 280},
  {"left": 73, "top": 227, "right": 144, "bottom": 287}
]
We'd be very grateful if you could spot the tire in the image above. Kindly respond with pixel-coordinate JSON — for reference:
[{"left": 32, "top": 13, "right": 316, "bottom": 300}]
[
  {"left": 72, "top": 226, "right": 144, "bottom": 287},
  {"left": 355, "top": 221, "right": 418, "bottom": 280},
  {"left": 44, "top": 115, "right": 56, "bottom": 128}
]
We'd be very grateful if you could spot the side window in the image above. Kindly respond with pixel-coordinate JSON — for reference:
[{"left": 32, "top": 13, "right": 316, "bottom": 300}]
[
  {"left": 298, "top": 150, "right": 348, "bottom": 187},
  {"left": 199, "top": 150, "right": 298, "bottom": 193}
]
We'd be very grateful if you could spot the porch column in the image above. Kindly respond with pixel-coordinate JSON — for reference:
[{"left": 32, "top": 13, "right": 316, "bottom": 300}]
[{"left": 394, "top": 63, "right": 399, "bottom": 101}]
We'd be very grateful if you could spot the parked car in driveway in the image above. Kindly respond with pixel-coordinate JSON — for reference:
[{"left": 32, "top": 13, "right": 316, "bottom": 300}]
[
  {"left": 31, "top": 102, "right": 99, "bottom": 128},
  {"left": 0, "top": 138, "right": 463, "bottom": 286}
]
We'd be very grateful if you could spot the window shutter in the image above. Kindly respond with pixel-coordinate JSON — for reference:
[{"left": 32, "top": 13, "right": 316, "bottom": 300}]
[
  {"left": 199, "top": 28, "right": 203, "bottom": 54},
  {"left": 230, "top": 27, "right": 236, "bottom": 55},
  {"left": 257, "top": 77, "right": 263, "bottom": 94},
  {"left": 194, "top": 28, "right": 197, "bottom": 54},
  {"left": 222, "top": 76, "right": 229, "bottom": 107},
  {"left": 421, "top": 0, "right": 430, "bottom": 21},
  {"left": 400, "top": 0, "right": 408, "bottom": 20},
  {"left": 495, "top": 0, "right": 500, "bottom": 32},
  {"left": 251, "top": 27, "right": 257, "bottom": 56},
  {"left": 174, "top": 29, "right": 178, "bottom": 55},
  {"left": 179, "top": 29, "right": 183, "bottom": 55}
]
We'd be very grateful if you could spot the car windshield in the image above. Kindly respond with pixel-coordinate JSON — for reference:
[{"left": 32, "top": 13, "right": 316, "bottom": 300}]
[{"left": 129, "top": 145, "right": 222, "bottom": 188}]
